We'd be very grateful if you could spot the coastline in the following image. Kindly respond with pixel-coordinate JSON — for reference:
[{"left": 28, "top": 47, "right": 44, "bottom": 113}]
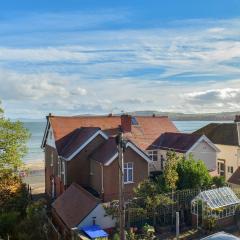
[{"left": 23, "top": 159, "right": 45, "bottom": 195}]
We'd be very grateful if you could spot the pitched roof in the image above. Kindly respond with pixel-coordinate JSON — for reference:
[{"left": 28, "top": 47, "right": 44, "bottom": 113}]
[
  {"left": 148, "top": 132, "right": 202, "bottom": 153},
  {"left": 124, "top": 116, "right": 179, "bottom": 149},
  {"left": 90, "top": 138, "right": 118, "bottom": 165},
  {"left": 52, "top": 183, "right": 100, "bottom": 229},
  {"left": 91, "top": 137, "right": 150, "bottom": 165},
  {"left": 43, "top": 115, "right": 178, "bottom": 151},
  {"left": 228, "top": 167, "right": 240, "bottom": 185},
  {"left": 58, "top": 127, "right": 101, "bottom": 158},
  {"left": 194, "top": 123, "right": 240, "bottom": 146}
]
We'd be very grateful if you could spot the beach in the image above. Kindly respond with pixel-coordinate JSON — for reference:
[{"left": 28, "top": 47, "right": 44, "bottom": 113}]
[{"left": 23, "top": 160, "right": 45, "bottom": 195}]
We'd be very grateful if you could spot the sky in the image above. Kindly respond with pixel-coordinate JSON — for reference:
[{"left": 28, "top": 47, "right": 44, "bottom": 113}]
[{"left": 0, "top": 0, "right": 240, "bottom": 118}]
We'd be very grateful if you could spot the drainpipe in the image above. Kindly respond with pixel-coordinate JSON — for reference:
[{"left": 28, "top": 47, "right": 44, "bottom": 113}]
[{"left": 101, "top": 163, "right": 104, "bottom": 199}]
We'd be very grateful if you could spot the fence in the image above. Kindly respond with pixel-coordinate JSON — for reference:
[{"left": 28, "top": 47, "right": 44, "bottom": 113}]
[{"left": 125, "top": 185, "right": 240, "bottom": 229}]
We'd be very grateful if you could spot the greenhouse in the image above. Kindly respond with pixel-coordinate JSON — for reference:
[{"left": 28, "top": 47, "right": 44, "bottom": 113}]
[{"left": 191, "top": 187, "right": 240, "bottom": 228}]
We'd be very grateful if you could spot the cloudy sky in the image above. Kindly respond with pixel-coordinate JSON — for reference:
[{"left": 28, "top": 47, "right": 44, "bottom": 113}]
[{"left": 1, "top": 0, "right": 240, "bottom": 118}]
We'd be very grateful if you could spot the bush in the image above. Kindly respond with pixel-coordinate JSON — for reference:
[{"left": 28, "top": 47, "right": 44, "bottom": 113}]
[
  {"left": 0, "top": 211, "right": 20, "bottom": 239},
  {"left": 212, "top": 176, "right": 226, "bottom": 187}
]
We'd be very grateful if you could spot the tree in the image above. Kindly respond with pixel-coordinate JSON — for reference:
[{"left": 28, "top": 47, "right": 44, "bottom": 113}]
[
  {"left": 176, "top": 154, "right": 212, "bottom": 189},
  {"left": 0, "top": 104, "right": 30, "bottom": 175},
  {"left": 163, "top": 151, "right": 179, "bottom": 191},
  {"left": 212, "top": 176, "right": 226, "bottom": 187}
]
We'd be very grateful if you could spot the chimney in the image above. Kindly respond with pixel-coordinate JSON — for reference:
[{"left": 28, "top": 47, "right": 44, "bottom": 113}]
[
  {"left": 235, "top": 115, "right": 240, "bottom": 123},
  {"left": 121, "top": 114, "right": 132, "bottom": 132}
]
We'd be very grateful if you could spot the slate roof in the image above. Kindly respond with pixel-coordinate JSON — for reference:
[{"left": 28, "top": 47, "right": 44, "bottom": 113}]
[
  {"left": 90, "top": 137, "right": 150, "bottom": 165},
  {"left": 43, "top": 115, "right": 178, "bottom": 150},
  {"left": 148, "top": 132, "right": 202, "bottom": 152},
  {"left": 228, "top": 167, "right": 240, "bottom": 185},
  {"left": 58, "top": 127, "right": 101, "bottom": 158},
  {"left": 194, "top": 123, "right": 240, "bottom": 146},
  {"left": 90, "top": 137, "right": 118, "bottom": 165},
  {"left": 52, "top": 183, "right": 100, "bottom": 229}
]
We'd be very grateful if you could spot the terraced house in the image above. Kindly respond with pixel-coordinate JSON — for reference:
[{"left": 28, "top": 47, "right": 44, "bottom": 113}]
[{"left": 195, "top": 115, "right": 240, "bottom": 181}]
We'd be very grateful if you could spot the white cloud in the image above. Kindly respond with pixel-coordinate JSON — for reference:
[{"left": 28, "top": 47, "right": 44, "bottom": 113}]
[{"left": 1, "top": 13, "right": 240, "bottom": 117}]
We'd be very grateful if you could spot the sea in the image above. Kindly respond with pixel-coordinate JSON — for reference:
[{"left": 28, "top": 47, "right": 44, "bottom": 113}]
[{"left": 22, "top": 120, "right": 230, "bottom": 163}]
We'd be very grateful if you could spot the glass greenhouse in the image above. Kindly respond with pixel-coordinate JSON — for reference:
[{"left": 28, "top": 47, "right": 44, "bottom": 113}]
[{"left": 191, "top": 187, "right": 240, "bottom": 228}]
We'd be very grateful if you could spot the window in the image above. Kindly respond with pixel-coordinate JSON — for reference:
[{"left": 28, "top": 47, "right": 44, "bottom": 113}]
[
  {"left": 50, "top": 152, "right": 54, "bottom": 167},
  {"left": 160, "top": 155, "right": 165, "bottom": 170},
  {"left": 217, "top": 160, "right": 225, "bottom": 177},
  {"left": 124, "top": 163, "right": 133, "bottom": 183},
  {"left": 228, "top": 166, "right": 234, "bottom": 174},
  {"left": 148, "top": 150, "right": 158, "bottom": 161}
]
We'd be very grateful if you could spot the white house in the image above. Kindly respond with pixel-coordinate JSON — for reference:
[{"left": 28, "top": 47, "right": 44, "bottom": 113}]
[
  {"left": 195, "top": 116, "right": 240, "bottom": 181},
  {"left": 147, "top": 132, "right": 219, "bottom": 173}
]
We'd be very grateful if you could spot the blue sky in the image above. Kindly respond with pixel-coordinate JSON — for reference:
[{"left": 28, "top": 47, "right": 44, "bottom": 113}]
[{"left": 0, "top": 0, "right": 240, "bottom": 118}]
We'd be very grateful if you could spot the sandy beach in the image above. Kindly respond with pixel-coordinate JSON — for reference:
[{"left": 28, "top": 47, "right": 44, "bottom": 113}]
[{"left": 23, "top": 160, "right": 45, "bottom": 195}]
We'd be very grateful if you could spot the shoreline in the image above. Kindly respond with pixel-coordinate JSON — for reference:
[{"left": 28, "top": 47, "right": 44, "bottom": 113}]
[{"left": 23, "top": 159, "right": 45, "bottom": 195}]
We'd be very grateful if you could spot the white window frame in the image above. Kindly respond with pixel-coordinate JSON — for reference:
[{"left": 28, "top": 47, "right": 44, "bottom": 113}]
[
  {"left": 148, "top": 150, "right": 158, "bottom": 161},
  {"left": 124, "top": 162, "right": 133, "bottom": 184}
]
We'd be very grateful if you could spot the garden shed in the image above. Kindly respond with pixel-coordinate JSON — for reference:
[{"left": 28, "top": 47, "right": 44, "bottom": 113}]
[{"left": 191, "top": 187, "right": 240, "bottom": 228}]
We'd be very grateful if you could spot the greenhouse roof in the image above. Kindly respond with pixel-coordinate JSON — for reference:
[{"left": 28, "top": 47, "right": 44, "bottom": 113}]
[
  {"left": 201, "top": 231, "right": 240, "bottom": 239},
  {"left": 194, "top": 187, "right": 240, "bottom": 209}
]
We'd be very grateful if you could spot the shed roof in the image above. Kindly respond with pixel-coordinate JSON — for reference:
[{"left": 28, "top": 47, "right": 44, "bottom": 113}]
[
  {"left": 81, "top": 225, "right": 108, "bottom": 239},
  {"left": 52, "top": 183, "right": 100, "bottom": 229},
  {"left": 194, "top": 187, "right": 240, "bottom": 209}
]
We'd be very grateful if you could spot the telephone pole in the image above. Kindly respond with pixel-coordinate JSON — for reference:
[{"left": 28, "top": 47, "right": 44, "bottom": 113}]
[{"left": 117, "top": 132, "right": 126, "bottom": 240}]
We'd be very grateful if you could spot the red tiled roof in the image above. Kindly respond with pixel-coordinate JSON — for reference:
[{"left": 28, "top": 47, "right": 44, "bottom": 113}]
[
  {"left": 49, "top": 116, "right": 120, "bottom": 142},
  {"left": 47, "top": 115, "right": 178, "bottom": 151},
  {"left": 228, "top": 167, "right": 240, "bottom": 185},
  {"left": 58, "top": 127, "right": 101, "bottom": 158},
  {"left": 52, "top": 183, "right": 100, "bottom": 229},
  {"left": 148, "top": 132, "right": 202, "bottom": 153}
]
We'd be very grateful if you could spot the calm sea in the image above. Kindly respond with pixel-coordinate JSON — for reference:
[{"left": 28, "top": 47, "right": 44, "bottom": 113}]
[{"left": 22, "top": 120, "right": 229, "bottom": 163}]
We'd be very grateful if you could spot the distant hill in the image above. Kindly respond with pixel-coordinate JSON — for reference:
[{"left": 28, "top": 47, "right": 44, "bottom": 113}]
[{"left": 128, "top": 111, "right": 240, "bottom": 121}]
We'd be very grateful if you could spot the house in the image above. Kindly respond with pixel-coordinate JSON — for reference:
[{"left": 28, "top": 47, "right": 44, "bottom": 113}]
[
  {"left": 194, "top": 115, "right": 240, "bottom": 180},
  {"left": 147, "top": 132, "right": 219, "bottom": 172},
  {"left": 89, "top": 137, "right": 150, "bottom": 201},
  {"left": 228, "top": 167, "right": 240, "bottom": 187},
  {"left": 41, "top": 114, "right": 178, "bottom": 200},
  {"left": 52, "top": 183, "right": 115, "bottom": 239}
]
